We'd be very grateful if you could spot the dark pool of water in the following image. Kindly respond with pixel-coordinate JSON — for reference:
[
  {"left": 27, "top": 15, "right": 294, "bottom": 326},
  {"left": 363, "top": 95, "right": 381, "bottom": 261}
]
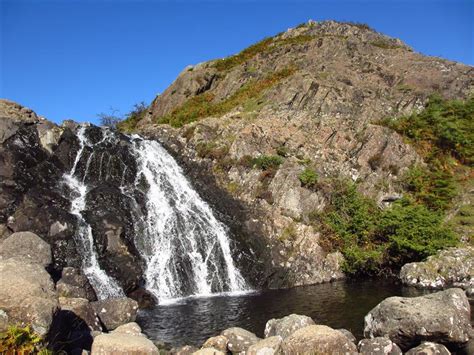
[{"left": 136, "top": 279, "right": 436, "bottom": 347}]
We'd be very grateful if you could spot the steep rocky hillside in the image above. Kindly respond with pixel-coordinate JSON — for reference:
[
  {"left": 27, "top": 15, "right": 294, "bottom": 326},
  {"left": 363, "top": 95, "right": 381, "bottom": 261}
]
[{"left": 123, "top": 20, "right": 474, "bottom": 287}]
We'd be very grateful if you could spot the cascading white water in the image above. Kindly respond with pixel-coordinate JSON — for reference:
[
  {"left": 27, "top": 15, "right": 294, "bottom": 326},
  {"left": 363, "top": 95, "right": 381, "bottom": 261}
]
[
  {"left": 63, "top": 125, "right": 124, "bottom": 299},
  {"left": 128, "top": 137, "right": 248, "bottom": 302}
]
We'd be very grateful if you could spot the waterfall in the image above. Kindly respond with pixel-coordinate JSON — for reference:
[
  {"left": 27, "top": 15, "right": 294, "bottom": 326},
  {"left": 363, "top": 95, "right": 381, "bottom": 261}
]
[
  {"left": 128, "top": 137, "right": 248, "bottom": 303},
  {"left": 63, "top": 125, "right": 124, "bottom": 300},
  {"left": 63, "top": 125, "right": 247, "bottom": 303}
]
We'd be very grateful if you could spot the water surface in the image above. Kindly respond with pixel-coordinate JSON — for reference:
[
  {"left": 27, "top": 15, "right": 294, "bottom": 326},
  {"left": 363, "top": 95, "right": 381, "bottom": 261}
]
[{"left": 138, "top": 279, "right": 432, "bottom": 347}]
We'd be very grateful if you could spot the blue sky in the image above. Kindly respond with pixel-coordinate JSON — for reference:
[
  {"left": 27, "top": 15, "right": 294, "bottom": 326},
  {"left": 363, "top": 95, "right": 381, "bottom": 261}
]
[{"left": 1, "top": 0, "right": 473, "bottom": 124}]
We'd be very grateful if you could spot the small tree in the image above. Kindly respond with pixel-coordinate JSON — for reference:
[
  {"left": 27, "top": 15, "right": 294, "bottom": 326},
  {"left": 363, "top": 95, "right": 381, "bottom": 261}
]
[{"left": 97, "top": 107, "right": 122, "bottom": 128}]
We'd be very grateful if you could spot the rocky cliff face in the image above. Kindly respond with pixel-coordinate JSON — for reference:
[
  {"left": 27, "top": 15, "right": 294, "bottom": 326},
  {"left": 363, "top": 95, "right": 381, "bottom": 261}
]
[{"left": 126, "top": 21, "right": 474, "bottom": 287}]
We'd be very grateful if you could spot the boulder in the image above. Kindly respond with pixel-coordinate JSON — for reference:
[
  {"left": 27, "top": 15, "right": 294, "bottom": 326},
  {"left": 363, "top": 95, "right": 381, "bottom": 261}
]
[
  {"left": 337, "top": 328, "right": 357, "bottom": 343},
  {"left": 91, "top": 332, "right": 159, "bottom": 354},
  {"left": 364, "top": 288, "right": 472, "bottom": 350},
  {"left": 59, "top": 297, "right": 102, "bottom": 331},
  {"left": 192, "top": 348, "right": 225, "bottom": 355},
  {"left": 128, "top": 287, "right": 156, "bottom": 308},
  {"left": 358, "top": 337, "right": 402, "bottom": 355},
  {"left": 400, "top": 247, "right": 474, "bottom": 290},
  {"left": 202, "top": 335, "right": 228, "bottom": 351},
  {"left": 405, "top": 342, "right": 451, "bottom": 355},
  {"left": 0, "top": 258, "right": 58, "bottom": 336},
  {"left": 280, "top": 325, "right": 358, "bottom": 354},
  {"left": 57, "top": 267, "right": 97, "bottom": 301},
  {"left": 0, "top": 231, "right": 52, "bottom": 267},
  {"left": 112, "top": 322, "right": 143, "bottom": 336},
  {"left": 221, "top": 327, "right": 260, "bottom": 353},
  {"left": 247, "top": 336, "right": 283, "bottom": 355},
  {"left": 264, "top": 313, "right": 315, "bottom": 339},
  {"left": 91, "top": 297, "right": 138, "bottom": 331}
]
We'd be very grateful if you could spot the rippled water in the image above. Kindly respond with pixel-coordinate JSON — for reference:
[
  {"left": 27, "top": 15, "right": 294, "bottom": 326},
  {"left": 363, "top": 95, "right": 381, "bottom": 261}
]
[{"left": 137, "top": 279, "right": 434, "bottom": 347}]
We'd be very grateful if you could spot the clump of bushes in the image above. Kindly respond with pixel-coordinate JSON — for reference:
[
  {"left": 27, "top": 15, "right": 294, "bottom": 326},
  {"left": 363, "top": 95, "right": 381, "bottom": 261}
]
[
  {"left": 315, "top": 180, "right": 457, "bottom": 275},
  {"left": 157, "top": 67, "right": 296, "bottom": 127},
  {"left": 299, "top": 167, "right": 318, "bottom": 188},
  {"left": 252, "top": 155, "right": 284, "bottom": 170},
  {"left": 0, "top": 325, "right": 50, "bottom": 354}
]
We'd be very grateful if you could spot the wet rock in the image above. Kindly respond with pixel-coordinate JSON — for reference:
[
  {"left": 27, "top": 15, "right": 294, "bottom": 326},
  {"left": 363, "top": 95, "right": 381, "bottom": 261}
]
[
  {"left": 247, "top": 336, "right": 283, "bottom": 355},
  {"left": 59, "top": 297, "right": 102, "bottom": 331},
  {"left": 364, "top": 288, "right": 472, "bottom": 350},
  {"left": 337, "top": 328, "right": 356, "bottom": 343},
  {"left": 280, "top": 324, "right": 358, "bottom": 354},
  {"left": 358, "top": 337, "right": 402, "bottom": 355},
  {"left": 128, "top": 287, "right": 156, "bottom": 308},
  {"left": 91, "top": 332, "right": 159, "bottom": 354},
  {"left": 202, "top": 335, "right": 228, "bottom": 352},
  {"left": 221, "top": 327, "right": 260, "bottom": 353},
  {"left": 400, "top": 247, "right": 474, "bottom": 291},
  {"left": 0, "top": 231, "right": 52, "bottom": 267},
  {"left": 57, "top": 267, "right": 97, "bottom": 301},
  {"left": 405, "top": 342, "right": 451, "bottom": 355},
  {"left": 264, "top": 313, "right": 315, "bottom": 339},
  {"left": 0, "top": 258, "right": 58, "bottom": 336},
  {"left": 91, "top": 297, "right": 138, "bottom": 331}
]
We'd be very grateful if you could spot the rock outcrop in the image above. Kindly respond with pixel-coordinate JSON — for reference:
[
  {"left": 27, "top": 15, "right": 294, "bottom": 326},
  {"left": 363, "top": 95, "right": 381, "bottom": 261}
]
[
  {"left": 400, "top": 247, "right": 474, "bottom": 291},
  {"left": 129, "top": 20, "right": 474, "bottom": 288},
  {"left": 364, "top": 288, "right": 472, "bottom": 350}
]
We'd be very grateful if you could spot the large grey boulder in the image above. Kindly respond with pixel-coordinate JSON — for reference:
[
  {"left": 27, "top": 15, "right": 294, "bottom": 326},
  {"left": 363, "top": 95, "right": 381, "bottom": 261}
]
[
  {"left": 247, "top": 336, "right": 282, "bottom": 355},
  {"left": 91, "top": 297, "right": 138, "bottom": 331},
  {"left": 0, "top": 258, "right": 58, "bottom": 336},
  {"left": 0, "top": 231, "right": 52, "bottom": 267},
  {"left": 280, "top": 325, "right": 358, "bottom": 354},
  {"left": 59, "top": 297, "right": 102, "bottom": 331},
  {"left": 91, "top": 332, "right": 159, "bottom": 354},
  {"left": 364, "top": 288, "right": 472, "bottom": 350},
  {"left": 405, "top": 342, "right": 451, "bottom": 355},
  {"left": 264, "top": 313, "right": 315, "bottom": 339},
  {"left": 201, "top": 335, "right": 228, "bottom": 352},
  {"left": 57, "top": 267, "right": 97, "bottom": 301},
  {"left": 221, "top": 327, "right": 261, "bottom": 354},
  {"left": 400, "top": 247, "right": 474, "bottom": 291},
  {"left": 358, "top": 337, "right": 402, "bottom": 355}
]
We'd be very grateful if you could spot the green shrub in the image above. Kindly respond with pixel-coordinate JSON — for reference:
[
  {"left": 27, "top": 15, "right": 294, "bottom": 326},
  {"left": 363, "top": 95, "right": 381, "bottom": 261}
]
[
  {"left": 299, "top": 167, "right": 318, "bottom": 188},
  {"left": 0, "top": 325, "right": 44, "bottom": 354},
  {"left": 252, "top": 155, "right": 284, "bottom": 170},
  {"left": 318, "top": 181, "right": 458, "bottom": 275}
]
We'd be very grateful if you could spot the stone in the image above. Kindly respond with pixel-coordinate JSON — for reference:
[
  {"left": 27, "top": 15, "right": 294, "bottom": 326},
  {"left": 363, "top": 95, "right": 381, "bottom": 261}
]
[
  {"left": 400, "top": 247, "right": 474, "bottom": 291},
  {"left": 128, "top": 287, "right": 156, "bottom": 308},
  {"left": 59, "top": 297, "right": 102, "bottom": 331},
  {"left": 202, "top": 335, "right": 228, "bottom": 351},
  {"left": 337, "top": 328, "right": 356, "bottom": 343},
  {"left": 91, "top": 297, "right": 139, "bottom": 331},
  {"left": 247, "top": 336, "right": 283, "bottom": 355},
  {"left": 0, "top": 258, "right": 58, "bottom": 336},
  {"left": 264, "top": 313, "right": 315, "bottom": 339},
  {"left": 221, "top": 327, "right": 260, "bottom": 353},
  {"left": 405, "top": 342, "right": 451, "bottom": 355},
  {"left": 192, "top": 348, "right": 225, "bottom": 355},
  {"left": 358, "top": 337, "right": 402, "bottom": 355},
  {"left": 364, "top": 288, "right": 472, "bottom": 350},
  {"left": 112, "top": 322, "right": 143, "bottom": 336},
  {"left": 0, "top": 231, "right": 52, "bottom": 267},
  {"left": 280, "top": 325, "right": 358, "bottom": 354},
  {"left": 57, "top": 267, "right": 97, "bottom": 301},
  {"left": 91, "top": 332, "right": 159, "bottom": 354},
  {"left": 0, "top": 309, "right": 8, "bottom": 332}
]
